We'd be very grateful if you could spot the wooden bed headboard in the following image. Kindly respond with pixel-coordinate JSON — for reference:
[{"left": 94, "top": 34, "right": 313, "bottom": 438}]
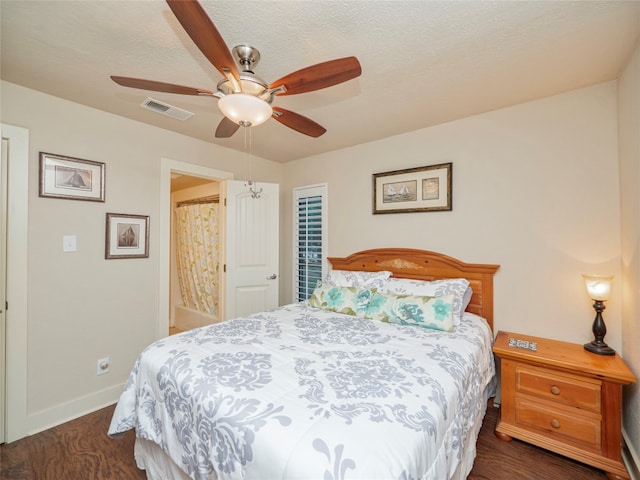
[{"left": 328, "top": 248, "right": 500, "bottom": 331}]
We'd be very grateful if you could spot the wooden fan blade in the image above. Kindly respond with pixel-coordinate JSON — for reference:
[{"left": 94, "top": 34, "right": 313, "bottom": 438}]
[
  {"left": 272, "top": 107, "right": 326, "bottom": 137},
  {"left": 111, "top": 76, "right": 214, "bottom": 95},
  {"left": 215, "top": 117, "right": 240, "bottom": 138},
  {"left": 166, "top": 0, "right": 240, "bottom": 83},
  {"left": 269, "top": 57, "right": 361, "bottom": 96}
]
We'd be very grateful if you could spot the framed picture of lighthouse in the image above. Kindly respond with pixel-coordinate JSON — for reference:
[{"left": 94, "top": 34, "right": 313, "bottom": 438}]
[
  {"left": 373, "top": 162, "right": 452, "bottom": 214},
  {"left": 105, "top": 213, "right": 149, "bottom": 259},
  {"left": 39, "top": 152, "right": 105, "bottom": 202}
]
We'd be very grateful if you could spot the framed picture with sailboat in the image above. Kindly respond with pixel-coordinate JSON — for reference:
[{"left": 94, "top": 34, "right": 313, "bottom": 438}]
[
  {"left": 39, "top": 152, "right": 105, "bottom": 202},
  {"left": 373, "top": 162, "right": 452, "bottom": 214},
  {"left": 105, "top": 213, "right": 149, "bottom": 259}
]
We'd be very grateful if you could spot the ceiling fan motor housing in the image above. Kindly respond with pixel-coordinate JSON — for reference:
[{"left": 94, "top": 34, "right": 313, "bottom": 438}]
[
  {"left": 216, "top": 45, "right": 273, "bottom": 103},
  {"left": 232, "top": 44, "right": 260, "bottom": 72}
]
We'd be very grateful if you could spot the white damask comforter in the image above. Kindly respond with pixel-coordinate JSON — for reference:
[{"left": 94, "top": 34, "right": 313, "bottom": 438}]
[{"left": 109, "top": 303, "right": 495, "bottom": 480}]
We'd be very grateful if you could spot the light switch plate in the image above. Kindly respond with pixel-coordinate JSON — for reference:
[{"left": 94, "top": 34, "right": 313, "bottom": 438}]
[{"left": 63, "top": 235, "right": 77, "bottom": 252}]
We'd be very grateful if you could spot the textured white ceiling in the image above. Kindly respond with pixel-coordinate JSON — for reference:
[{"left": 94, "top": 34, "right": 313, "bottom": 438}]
[{"left": 2, "top": 0, "right": 639, "bottom": 163}]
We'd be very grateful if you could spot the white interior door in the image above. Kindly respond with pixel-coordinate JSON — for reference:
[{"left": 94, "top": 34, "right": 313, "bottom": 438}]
[
  {"left": 0, "top": 124, "right": 28, "bottom": 443},
  {"left": 0, "top": 137, "right": 7, "bottom": 443},
  {"left": 222, "top": 180, "right": 279, "bottom": 320}
]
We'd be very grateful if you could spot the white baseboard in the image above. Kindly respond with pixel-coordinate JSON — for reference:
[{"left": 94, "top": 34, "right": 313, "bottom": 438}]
[
  {"left": 623, "top": 429, "right": 640, "bottom": 480},
  {"left": 26, "top": 382, "right": 124, "bottom": 436}
]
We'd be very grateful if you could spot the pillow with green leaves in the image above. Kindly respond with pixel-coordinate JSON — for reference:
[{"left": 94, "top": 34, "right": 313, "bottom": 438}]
[
  {"left": 365, "top": 292, "right": 455, "bottom": 332},
  {"left": 308, "top": 285, "right": 374, "bottom": 317}
]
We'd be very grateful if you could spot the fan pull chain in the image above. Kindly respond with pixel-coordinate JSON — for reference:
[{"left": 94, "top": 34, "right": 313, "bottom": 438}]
[
  {"left": 243, "top": 126, "right": 262, "bottom": 199},
  {"left": 243, "top": 126, "right": 249, "bottom": 183}
]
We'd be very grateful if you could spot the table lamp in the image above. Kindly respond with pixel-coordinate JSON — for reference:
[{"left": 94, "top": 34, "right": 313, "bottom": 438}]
[{"left": 582, "top": 274, "right": 615, "bottom": 355}]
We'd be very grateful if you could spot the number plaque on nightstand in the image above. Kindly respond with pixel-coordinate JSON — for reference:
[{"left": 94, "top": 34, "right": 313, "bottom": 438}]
[
  {"left": 493, "top": 330, "right": 636, "bottom": 480},
  {"left": 507, "top": 337, "right": 537, "bottom": 351}
]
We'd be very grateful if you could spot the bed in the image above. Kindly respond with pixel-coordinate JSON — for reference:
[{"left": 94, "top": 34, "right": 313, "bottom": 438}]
[{"left": 109, "top": 248, "right": 500, "bottom": 480}]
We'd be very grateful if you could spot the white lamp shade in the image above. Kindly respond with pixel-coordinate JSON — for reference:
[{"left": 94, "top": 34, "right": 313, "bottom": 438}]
[
  {"left": 582, "top": 274, "right": 613, "bottom": 301},
  {"left": 218, "top": 93, "right": 272, "bottom": 127}
]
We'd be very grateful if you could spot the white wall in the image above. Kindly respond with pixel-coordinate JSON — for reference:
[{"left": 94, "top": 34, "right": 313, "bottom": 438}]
[
  {"left": 618, "top": 39, "right": 640, "bottom": 470},
  {"left": 0, "top": 81, "right": 282, "bottom": 434},
  {"left": 283, "top": 82, "right": 621, "bottom": 348}
]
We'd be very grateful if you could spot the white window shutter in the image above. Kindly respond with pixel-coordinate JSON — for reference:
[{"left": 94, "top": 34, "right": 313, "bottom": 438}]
[{"left": 293, "top": 184, "right": 327, "bottom": 301}]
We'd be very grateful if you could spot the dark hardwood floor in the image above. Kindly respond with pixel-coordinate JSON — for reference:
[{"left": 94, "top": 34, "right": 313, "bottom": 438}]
[
  {"left": 0, "top": 404, "right": 145, "bottom": 480},
  {"left": 0, "top": 404, "right": 610, "bottom": 480}
]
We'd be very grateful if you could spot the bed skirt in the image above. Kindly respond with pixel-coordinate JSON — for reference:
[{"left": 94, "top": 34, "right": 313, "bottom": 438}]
[{"left": 133, "top": 396, "right": 493, "bottom": 480}]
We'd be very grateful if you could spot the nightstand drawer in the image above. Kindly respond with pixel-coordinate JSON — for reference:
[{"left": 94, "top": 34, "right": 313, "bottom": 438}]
[
  {"left": 515, "top": 398, "right": 602, "bottom": 451},
  {"left": 516, "top": 365, "right": 601, "bottom": 413}
]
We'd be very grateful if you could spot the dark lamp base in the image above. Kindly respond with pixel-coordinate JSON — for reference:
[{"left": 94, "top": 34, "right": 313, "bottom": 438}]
[
  {"left": 585, "top": 300, "right": 615, "bottom": 356},
  {"left": 584, "top": 341, "right": 615, "bottom": 356}
]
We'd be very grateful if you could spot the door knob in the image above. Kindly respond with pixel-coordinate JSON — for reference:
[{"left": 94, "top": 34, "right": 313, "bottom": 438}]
[{"left": 267, "top": 273, "right": 277, "bottom": 280}]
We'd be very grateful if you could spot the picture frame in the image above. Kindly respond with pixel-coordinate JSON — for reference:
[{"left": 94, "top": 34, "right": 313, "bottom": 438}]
[
  {"left": 39, "top": 152, "right": 105, "bottom": 202},
  {"left": 373, "top": 162, "right": 452, "bottom": 214},
  {"left": 105, "top": 213, "right": 150, "bottom": 259}
]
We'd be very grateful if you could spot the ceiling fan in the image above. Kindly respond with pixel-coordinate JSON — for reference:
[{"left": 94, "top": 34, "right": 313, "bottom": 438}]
[{"left": 111, "top": 0, "right": 362, "bottom": 139}]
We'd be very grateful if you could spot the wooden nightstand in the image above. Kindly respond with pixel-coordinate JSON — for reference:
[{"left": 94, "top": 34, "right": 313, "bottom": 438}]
[{"left": 493, "top": 330, "right": 637, "bottom": 480}]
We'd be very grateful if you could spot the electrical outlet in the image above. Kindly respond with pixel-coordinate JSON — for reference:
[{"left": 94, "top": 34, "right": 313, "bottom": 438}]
[{"left": 97, "top": 357, "right": 110, "bottom": 375}]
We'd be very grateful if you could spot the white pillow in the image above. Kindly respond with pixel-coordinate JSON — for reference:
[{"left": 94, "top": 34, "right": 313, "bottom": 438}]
[
  {"left": 324, "top": 269, "right": 392, "bottom": 289},
  {"left": 462, "top": 286, "right": 473, "bottom": 311},
  {"left": 378, "top": 277, "right": 471, "bottom": 325}
]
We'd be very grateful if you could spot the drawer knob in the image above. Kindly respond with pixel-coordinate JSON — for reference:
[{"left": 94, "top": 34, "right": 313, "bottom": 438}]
[
  {"left": 550, "top": 385, "right": 561, "bottom": 395},
  {"left": 550, "top": 419, "right": 561, "bottom": 429}
]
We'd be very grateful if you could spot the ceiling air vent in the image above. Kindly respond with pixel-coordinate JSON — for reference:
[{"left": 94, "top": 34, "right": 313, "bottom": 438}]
[{"left": 140, "top": 97, "right": 194, "bottom": 121}]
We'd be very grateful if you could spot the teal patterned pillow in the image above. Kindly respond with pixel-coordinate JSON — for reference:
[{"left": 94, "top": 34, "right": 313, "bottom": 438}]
[
  {"left": 365, "top": 292, "right": 455, "bottom": 332},
  {"left": 308, "top": 286, "right": 374, "bottom": 317},
  {"left": 378, "top": 278, "right": 470, "bottom": 326}
]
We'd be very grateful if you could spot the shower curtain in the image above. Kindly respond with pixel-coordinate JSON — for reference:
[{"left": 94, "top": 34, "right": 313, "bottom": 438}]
[{"left": 174, "top": 202, "right": 219, "bottom": 315}]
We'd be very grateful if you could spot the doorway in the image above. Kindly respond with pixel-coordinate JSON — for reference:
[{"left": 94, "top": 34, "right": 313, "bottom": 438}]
[
  {"left": 159, "top": 158, "right": 233, "bottom": 339},
  {"left": 170, "top": 175, "right": 222, "bottom": 333},
  {"left": 159, "top": 157, "right": 280, "bottom": 341}
]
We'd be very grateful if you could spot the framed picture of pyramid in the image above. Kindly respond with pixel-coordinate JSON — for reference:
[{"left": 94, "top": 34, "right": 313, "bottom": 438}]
[
  {"left": 39, "top": 152, "right": 105, "bottom": 202},
  {"left": 105, "top": 213, "right": 149, "bottom": 259}
]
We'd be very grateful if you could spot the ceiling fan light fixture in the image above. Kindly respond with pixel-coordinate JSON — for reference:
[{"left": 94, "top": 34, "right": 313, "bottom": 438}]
[{"left": 218, "top": 93, "right": 273, "bottom": 127}]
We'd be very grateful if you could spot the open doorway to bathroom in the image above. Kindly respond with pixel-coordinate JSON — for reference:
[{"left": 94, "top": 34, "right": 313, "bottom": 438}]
[{"left": 170, "top": 174, "right": 221, "bottom": 335}]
